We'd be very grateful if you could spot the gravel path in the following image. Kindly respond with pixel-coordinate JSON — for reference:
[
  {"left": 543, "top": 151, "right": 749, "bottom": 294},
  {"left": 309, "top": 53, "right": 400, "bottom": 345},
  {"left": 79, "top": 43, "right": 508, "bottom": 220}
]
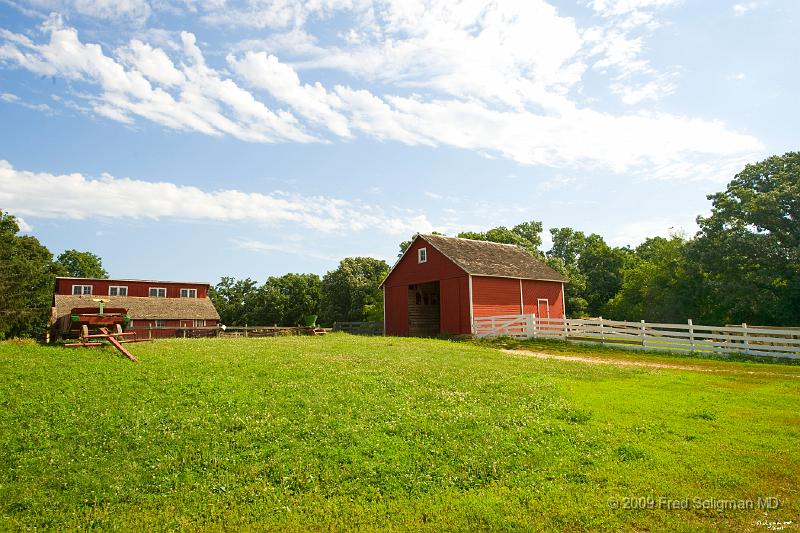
[{"left": 501, "top": 348, "right": 800, "bottom": 378}]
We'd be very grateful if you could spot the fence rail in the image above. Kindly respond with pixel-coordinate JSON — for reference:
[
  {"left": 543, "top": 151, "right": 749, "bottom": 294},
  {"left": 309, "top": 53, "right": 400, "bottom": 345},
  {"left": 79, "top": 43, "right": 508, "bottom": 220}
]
[
  {"left": 332, "top": 322, "right": 384, "bottom": 336},
  {"left": 473, "top": 314, "right": 800, "bottom": 359}
]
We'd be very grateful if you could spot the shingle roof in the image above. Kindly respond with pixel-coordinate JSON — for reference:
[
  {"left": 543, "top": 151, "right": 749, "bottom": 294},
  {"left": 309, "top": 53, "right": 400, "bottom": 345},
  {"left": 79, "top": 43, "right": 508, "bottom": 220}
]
[
  {"left": 417, "top": 233, "right": 567, "bottom": 282},
  {"left": 53, "top": 295, "right": 220, "bottom": 321}
]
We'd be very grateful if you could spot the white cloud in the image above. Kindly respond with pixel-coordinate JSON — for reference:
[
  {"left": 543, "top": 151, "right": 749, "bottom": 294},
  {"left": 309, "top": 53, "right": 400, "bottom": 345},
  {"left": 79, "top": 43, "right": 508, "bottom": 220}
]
[
  {"left": 229, "top": 51, "right": 351, "bottom": 137},
  {"left": 22, "top": 0, "right": 152, "bottom": 23},
  {"left": 14, "top": 216, "right": 33, "bottom": 232},
  {"left": 609, "top": 215, "right": 698, "bottom": 247},
  {"left": 733, "top": 2, "right": 763, "bottom": 16},
  {"left": 0, "top": 17, "right": 314, "bottom": 143},
  {"left": 232, "top": 238, "right": 341, "bottom": 261},
  {"left": 538, "top": 175, "right": 578, "bottom": 193},
  {"left": 0, "top": 91, "right": 53, "bottom": 113},
  {"left": 0, "top": 4, "right": 766, "bottom": 179},
  {"left": 0, "top": 160, "right": 432, "bottom": 235}
]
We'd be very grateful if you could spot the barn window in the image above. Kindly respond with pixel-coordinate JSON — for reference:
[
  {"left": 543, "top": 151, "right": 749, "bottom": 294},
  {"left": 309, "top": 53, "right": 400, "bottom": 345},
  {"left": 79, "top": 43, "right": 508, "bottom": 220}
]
[
  {"left": 180, "top": 288, "right": 197, "bottom": 298},
  {"left": 149, "top": 287, "right": 166, "bottom": 298},
  {"left": 72, "top": 285, "right": 92, "bottom": 295},
  {"left": 155, "top": 319, "right": 166, "bottom": 328},
  {"left": 194, "top": 319, "right": 206, "bottom": 327},
  {"left": 108, "top": 286, "right": 128, "bottom": 296},
  {"left": 418, "top": 247, "right": 427, "bottom": 263}
]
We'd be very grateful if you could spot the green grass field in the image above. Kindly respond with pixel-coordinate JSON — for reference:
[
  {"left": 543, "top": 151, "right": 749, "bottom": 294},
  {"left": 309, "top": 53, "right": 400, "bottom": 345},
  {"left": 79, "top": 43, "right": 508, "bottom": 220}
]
[{"left": 1, "top": 335, "right": 799, "bottom": 531}]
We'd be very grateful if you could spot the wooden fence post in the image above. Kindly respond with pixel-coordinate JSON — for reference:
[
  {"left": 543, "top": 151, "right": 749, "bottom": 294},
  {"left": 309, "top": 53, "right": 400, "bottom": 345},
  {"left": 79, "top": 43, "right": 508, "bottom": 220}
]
[
  {"left": 491, "top": 316, "right": 496, "bottom": 336},
  {"left": 532, "top": 314, "right": 537, "bottom": 339},
  {"left": 245, "top": 324, "right": 248, "bottom": 338},
  {"left": 688, "top": 319, "right": 695, "bottom": 352},
  {"left": 742, "top": 323, "right": 750, "bottom": 354},
  {"left": 148, "top": 325, "right": 152, "bottom": 340},
  {"left": 563, "top": 314, "right": 568, "bottom": 341},
  {"left": 640, "top": 320, "right": 646, "bottom": 350},
  {"left": 599, "top": 317, "right": 604, "bottom": 345}
]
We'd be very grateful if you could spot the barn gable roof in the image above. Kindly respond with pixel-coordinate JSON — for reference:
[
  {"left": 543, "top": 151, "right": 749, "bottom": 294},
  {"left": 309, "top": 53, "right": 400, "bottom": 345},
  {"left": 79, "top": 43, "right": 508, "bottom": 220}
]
[
  {"left": 53, "top": 295, "right": 220, "bottom": 321},
  {"left": 382, "top": 233, "right": 567, "bottom": 285}
]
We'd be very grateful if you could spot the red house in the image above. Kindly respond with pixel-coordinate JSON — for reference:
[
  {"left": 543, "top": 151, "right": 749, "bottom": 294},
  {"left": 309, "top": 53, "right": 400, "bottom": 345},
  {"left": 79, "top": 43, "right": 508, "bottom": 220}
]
[
  {"left": 381, "top": 234, "right": 567, "bottom": 336},
  {"left": 51, "top": 277, "right": 220, "bottom": 339}
]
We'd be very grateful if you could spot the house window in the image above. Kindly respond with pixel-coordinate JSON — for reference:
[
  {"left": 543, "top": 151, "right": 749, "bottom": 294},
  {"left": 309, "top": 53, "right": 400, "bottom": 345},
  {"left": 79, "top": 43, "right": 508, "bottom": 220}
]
[
  {"left": 109, "top": 286, "right": 128, "bottom": 296},
  {"left": 180, "top": 288, "right": 197, "bottom": 298},
  {"left": 155, "top": 319, "right": 166, "bottom": 328},
  {"left": 149, "top": 287, "right": 166, "bottom": 298},
  {"left": 418, "top": 247, "right": 427, "bottom": 264},
  {"left": 194, "top": 319, "right": 206, "bottom": 327},
  {"left": 72, "top": 285, "right": 92, "bottom": 295}
]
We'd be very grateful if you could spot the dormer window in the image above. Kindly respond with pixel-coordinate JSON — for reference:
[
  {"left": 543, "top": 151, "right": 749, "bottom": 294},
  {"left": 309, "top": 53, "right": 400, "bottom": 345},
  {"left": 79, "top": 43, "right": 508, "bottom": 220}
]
[
  {"left": 180, "top": 288, "right": 197, "bottom": 298},
  {"left": 109, "top": 286, "right": 128, "bottom": 296},
  {"left": 418, "top": 247, "right": 427, "bottom": 264},
  {"left": 72, "top": 285, "right": 92, "bottom": 295},
  {"left": 149, "top": 287, "right": 166, "bottom": 298}
]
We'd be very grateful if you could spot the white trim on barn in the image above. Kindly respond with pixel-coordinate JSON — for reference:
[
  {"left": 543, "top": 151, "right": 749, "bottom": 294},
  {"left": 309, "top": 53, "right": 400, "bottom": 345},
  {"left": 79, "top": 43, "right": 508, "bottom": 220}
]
[{"left": 468, "top": 274, "right": 474, "bottom": 333}]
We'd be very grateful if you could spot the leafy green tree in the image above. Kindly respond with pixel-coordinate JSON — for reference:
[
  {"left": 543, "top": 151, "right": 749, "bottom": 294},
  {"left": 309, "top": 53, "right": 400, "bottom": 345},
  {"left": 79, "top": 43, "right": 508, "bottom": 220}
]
[
  {"left": 605, "top": 236, "right": 697, "bottom": 322},
  {"left": 547, "top": 228, "right": 627, "bottom": 317},
  {"left": 692, "top": 152, "right": 800, "bottom": 325},
  {"left": 251, "top": 273, "right": 322, "bottom": 326},
  {"left": 457, "top": 221, "right": 544, "bottom": 257},
  {"left": 579, "top": 235, "right": 630, "bottom": 317},
  {"left": 320, "top": 257, "right": 389, "bottom": 324},
  {"left": 209, "top": 277, "right": 259, "bottom": 326},
  {"left": 0, "top": 211, "right": 59, "bottom": 338},
  {"left": 54, "top": 250, "right": 108, "bottom": 278}
]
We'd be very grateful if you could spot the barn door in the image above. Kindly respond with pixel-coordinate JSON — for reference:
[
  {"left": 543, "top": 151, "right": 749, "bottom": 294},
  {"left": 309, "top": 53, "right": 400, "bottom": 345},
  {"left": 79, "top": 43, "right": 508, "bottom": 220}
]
[
  {"left": 537, "top": 298, "right": 550, "bottom": 319},
  {"left": 408, "top": 282, "right": 440, "bottom": 337}
]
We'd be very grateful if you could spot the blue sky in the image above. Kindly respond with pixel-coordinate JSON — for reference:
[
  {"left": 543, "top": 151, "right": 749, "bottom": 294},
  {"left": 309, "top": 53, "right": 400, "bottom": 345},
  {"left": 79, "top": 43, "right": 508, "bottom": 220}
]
[{"left": 0, "top": 0, "right": 797, "bottom": 282}]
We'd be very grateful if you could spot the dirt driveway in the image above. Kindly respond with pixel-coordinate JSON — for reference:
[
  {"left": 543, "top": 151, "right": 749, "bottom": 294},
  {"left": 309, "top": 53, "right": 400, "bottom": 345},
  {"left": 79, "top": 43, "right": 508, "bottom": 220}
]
[{"left": 501, "top": 348, "right": 800, "bottom": 378}]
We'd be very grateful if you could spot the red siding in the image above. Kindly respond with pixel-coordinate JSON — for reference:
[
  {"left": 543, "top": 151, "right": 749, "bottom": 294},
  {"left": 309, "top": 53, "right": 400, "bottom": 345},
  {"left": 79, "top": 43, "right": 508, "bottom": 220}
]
[
  {"left": 384, "top": 285, "right": 409, "bottom": 336},
  {"left": 56, "top": 278, "right": 209, "bottom": 298},
  {"left": 471, "top": 276, "right": 523, "bottom": 317},
  {"left": 522, "top": 280, "right": 565, "bottom": 318},
  {"left": 383, "top": 238, "right": 470, "bottom": 336},
  {"left": 440, "top": 276, "right": 470, "bottom": 335}
]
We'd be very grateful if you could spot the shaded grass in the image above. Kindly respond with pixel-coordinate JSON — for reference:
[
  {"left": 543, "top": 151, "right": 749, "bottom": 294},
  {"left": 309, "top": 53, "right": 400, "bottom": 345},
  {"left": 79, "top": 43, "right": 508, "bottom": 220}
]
[{"left": 0, "top": 334, "right": 798, "bottom": 531}]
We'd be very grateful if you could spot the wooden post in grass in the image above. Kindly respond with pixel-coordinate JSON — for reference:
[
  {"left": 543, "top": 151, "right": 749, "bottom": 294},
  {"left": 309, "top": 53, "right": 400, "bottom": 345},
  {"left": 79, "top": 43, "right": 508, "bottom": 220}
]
[
  {"left": 245, "top": 324, "right": 248, "bottom": 338},
  {"left": 563, "top": 314, "right": 568, "bottom": 341},
  {"left": 688, "top": 319, "right": 695, "bottom": 352},
  {"left": 742, "top": 323, "right": 750, "bottom": 354},
  {"left": 148, "top": 325, "right": 152, "bottom": 340},
  {"left": 599, "top": 317, "right": 605, "bottom": 345},
  {"left": 640, "top": 320, "right": 646, "bottom": 350},
  {"left": 531, "top": 314, "right": 537, "bottom": 339}
]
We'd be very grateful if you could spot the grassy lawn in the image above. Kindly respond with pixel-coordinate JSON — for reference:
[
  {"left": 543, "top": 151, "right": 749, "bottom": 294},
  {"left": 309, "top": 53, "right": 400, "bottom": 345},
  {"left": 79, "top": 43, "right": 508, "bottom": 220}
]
[{"left": 1, "top": 335, "right": 798, "bottom": 531}]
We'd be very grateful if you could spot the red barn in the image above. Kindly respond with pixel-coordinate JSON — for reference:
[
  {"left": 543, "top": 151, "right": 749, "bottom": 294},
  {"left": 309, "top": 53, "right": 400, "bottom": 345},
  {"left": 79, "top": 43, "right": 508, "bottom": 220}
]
[
  {"left": 381, "top": 234, "right": 567, "bottom": 337},
  {"left": 51, "top": 277, "right": 220, "bottom": 338}
]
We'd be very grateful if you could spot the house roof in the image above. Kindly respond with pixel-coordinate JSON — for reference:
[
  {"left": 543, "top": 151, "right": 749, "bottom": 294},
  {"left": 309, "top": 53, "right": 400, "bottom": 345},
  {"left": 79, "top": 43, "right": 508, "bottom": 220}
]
[
  {"left": 53, "top": 295, "right": 220, "bottom": 321},
  {"left": 56, "top": 277, "right": 210, "bottom": 286},
  {"left": 407, "top": 233, "right": 568, "bottom": 282}
]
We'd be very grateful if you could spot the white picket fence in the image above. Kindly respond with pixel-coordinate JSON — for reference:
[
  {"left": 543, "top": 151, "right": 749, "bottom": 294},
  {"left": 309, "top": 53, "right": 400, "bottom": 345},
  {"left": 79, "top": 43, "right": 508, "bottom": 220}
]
[{"left": 472, "top": 314, "right": 800, "bottom": 359}]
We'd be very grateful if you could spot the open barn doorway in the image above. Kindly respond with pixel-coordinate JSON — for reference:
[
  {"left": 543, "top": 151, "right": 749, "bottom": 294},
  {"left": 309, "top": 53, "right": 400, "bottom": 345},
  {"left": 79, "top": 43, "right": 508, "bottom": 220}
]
[{"left": 408, "top": 282, "right": 440, "bottom": 337}]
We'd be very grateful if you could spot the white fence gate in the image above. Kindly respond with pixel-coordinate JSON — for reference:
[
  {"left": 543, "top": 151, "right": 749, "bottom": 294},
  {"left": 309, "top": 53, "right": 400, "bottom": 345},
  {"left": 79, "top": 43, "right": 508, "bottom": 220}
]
[{"left": 472, "top": 314, "right": 800, "bottom": 359}]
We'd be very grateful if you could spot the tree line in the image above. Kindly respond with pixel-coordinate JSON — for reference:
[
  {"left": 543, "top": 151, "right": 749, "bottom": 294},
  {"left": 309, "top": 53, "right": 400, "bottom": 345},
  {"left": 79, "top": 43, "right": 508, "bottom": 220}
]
[
  {"left": 0, "top": 211, "right": 108, "bottom": 338},
  {"left": 212, "top": 153, "right": 798, "bottom": 328},
  {"left": 1, "top": 152, "right": 797, "bottom": 337}
]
